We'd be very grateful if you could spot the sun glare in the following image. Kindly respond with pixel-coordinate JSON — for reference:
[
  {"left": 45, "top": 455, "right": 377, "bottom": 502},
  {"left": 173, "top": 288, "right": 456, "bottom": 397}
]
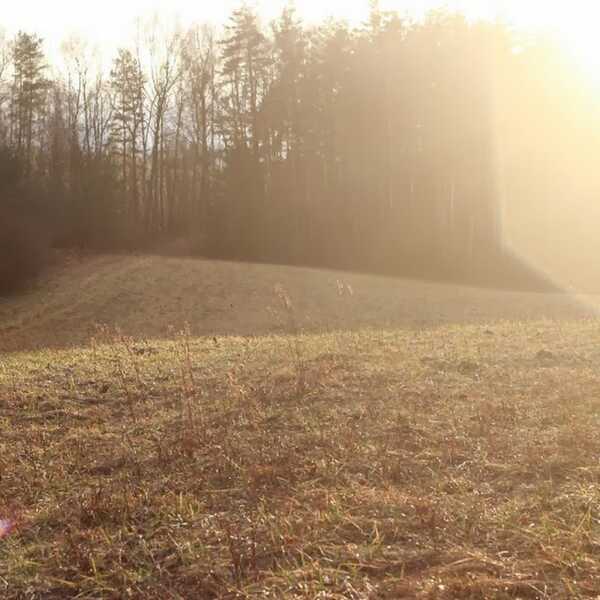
[
  {"left": 489, "top": 1, "right": 600, "bottom": 84},
  {"left": 562, "top": 23, "right": 600, "bottom": 83},
  {"left": 5, "top": 1, "right": 600, "bottom": 86}
]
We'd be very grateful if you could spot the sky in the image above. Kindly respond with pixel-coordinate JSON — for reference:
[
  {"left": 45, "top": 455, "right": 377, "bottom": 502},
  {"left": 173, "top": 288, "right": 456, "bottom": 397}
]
[
  {"left": 3, "top": 1, "right": 600, "bottom": 75},
  {"left": 0, "top": 1, "right": 562, "bottom": 47}
]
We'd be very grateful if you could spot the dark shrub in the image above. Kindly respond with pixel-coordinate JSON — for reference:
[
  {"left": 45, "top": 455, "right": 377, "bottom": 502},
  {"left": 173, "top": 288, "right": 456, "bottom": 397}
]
[
  {"left": 0, "top": 209, "right": 49, "bottom": 294},
  {"left": 0, "top": 148, "right": 52, "bottom": 294}
]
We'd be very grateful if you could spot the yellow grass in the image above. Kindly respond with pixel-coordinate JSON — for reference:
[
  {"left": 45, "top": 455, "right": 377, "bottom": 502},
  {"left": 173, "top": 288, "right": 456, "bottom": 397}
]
[{"left": 1, "top": 254, "right": 600, "bottom": 598}]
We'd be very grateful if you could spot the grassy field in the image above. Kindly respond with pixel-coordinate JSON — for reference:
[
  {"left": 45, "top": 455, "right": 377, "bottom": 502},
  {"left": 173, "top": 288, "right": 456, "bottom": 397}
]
[{"left": 2, "top": 254, "right": 600, "bottom": 598}]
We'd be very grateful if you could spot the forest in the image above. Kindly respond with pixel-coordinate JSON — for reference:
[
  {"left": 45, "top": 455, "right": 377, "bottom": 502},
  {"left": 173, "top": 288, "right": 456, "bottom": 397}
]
[{"left": 0, "top": 3, "right": 592, "bottom": 291}]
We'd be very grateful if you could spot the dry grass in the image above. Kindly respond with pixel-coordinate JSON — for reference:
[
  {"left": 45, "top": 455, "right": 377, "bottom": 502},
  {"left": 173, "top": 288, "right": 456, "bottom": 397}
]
[
  {"left": 0, "top": 253, "right": 592, "bottom": 352},
  {"left": 1, "top": 255, "right": 600, "bottom": 598}
]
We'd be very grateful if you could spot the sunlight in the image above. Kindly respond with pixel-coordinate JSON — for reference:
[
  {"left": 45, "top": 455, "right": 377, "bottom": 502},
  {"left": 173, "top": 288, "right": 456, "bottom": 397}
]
[
  {"left": 5, "top": 0, "right": 600, "bottom": 87},
  {"left": 6, "top": 1, "right": 600, "bottom": 595},
  {"left": 508, "top": 1, "right": 600, "bottom": 84},
  {"left": 563, "top": 23, "right": 600, "bottom": 84}
]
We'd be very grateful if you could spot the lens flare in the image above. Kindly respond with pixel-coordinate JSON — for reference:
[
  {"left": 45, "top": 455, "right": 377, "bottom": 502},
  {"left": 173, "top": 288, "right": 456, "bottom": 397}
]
[{"left": 0, "top": 518, "right": 14, "bottom": 539}]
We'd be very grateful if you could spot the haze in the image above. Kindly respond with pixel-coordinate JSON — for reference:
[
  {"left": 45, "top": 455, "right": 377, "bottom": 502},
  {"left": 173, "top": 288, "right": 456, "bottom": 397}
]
[
  {"left": 5, "top": 1, "right": 600, "bottom": 596},
  {"left": 5, "top": 1, "right": 600, "bottom": 74}
]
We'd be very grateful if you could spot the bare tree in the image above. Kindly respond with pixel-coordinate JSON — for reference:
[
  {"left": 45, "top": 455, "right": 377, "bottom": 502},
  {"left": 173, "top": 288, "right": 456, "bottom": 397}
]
[
  {"left": 145, "top": 20, "right": 182, "bottom": 232},
  {"left": 181, "top": 24, "right": 218, "bottom": 226}
]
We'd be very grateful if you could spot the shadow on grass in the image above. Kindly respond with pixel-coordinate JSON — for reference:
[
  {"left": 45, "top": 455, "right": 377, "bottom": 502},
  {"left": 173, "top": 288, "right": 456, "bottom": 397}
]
[{"left": 0, "top": 250, "right": 595, "bottom": 355}]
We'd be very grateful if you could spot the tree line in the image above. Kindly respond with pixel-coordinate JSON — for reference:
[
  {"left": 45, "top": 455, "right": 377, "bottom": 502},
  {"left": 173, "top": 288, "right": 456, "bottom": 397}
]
[{"left": 0, "top": 3, "right": 582, "bottom": 291}]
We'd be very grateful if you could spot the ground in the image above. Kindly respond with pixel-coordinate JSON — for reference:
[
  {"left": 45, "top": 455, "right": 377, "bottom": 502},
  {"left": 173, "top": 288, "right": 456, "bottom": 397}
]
[{"left": 1, "top": 254, "right": 600, "bottom": 598}]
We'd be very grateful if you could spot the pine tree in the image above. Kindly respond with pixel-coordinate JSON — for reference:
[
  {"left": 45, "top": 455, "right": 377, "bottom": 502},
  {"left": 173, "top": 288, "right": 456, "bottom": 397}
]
[
  {"left": 220, "top": 5, "right": 270, "bottom": 156},
  {"left": 11, "top": 32, "right": 49, "bottom": 175},
  {"left": 109, "top": 48, "right": 146, "bottom": 222}
]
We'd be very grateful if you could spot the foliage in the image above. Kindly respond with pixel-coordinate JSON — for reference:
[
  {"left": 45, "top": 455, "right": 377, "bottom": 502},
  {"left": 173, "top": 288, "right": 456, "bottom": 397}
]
[
  {"left": 0, "top": 148, "right": 49, "bottom": 293},
  {"left": 0, "top": 209, "right": 48, "bottom": 293}
]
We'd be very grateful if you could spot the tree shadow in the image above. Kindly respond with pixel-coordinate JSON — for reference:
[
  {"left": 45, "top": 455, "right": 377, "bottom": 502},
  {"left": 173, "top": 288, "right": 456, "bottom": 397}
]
[{"left": 0, "top": 252, "right": 593, "bottom": 355}]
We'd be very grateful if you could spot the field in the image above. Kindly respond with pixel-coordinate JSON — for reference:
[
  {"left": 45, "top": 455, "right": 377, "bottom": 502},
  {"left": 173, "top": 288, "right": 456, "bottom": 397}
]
[{"left": 2, "top": 254, "right": 600, "bottom": 598}]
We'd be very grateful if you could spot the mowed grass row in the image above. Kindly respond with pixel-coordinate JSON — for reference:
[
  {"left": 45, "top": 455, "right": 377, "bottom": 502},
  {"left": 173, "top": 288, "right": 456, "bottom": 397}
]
[{"left": 2, "top": 316, "right": 600, "bottom": 598}]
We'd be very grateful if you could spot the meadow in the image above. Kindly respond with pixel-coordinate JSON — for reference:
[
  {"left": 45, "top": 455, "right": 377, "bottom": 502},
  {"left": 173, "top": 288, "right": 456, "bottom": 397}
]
[{"left": 1, "top": 254, "right": 600, "bottom": 598}]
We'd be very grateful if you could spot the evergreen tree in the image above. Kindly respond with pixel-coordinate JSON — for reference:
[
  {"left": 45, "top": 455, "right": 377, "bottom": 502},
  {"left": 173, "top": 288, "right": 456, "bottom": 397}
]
[
  {"left": 109, "top": 48, "right": 146, "bottom": 223},
  {"left": 11, "top": 32, "right": 49, "bottom": 175}
]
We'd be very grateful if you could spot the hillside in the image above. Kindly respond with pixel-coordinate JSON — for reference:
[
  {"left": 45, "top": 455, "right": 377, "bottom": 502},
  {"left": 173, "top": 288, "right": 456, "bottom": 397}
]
[
  {"left": 2, "top": 256, "right": 600, "bottom": 598},
  {"left": 0, "top": 253, "right": 593, "bottom": 353}
]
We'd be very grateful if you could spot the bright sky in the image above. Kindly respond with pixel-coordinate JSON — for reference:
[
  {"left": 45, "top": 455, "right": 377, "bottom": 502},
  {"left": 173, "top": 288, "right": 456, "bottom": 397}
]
[{"left": 2, "top": 1, "right": 600, "bottom": 77}]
